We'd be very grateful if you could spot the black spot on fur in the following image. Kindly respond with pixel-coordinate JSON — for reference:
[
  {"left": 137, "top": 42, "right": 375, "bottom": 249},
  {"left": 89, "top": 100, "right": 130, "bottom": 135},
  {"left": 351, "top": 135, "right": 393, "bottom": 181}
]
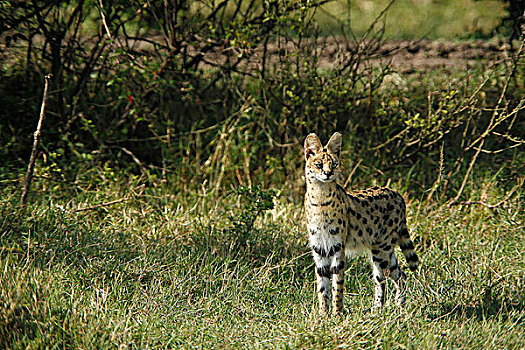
[
  {"left": 400, "top": 241, "right": 414, "bottom": 251},
  {"left": 317, "top": 265, "right": 331, "bottom": 278},
  {"left": 331, "top": 261, "right": 345, "bottom": 274},
  {"left": 313, "top": 243, "right": 342, "bottom": 257},
  {"left": 329, "top": 227, "right": 340, "bottom": 235},
  {"left": 406, "top": 253, "right": 418, "bottom": 262}
]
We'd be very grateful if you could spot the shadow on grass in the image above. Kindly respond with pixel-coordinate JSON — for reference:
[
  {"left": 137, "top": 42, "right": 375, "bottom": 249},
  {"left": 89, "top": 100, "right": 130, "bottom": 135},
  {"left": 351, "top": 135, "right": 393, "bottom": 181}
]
[
  {"left": 1, "top": 208, "right": 166, "bottom": 286},
  {"left": 428, "top": 291, "right": 525, "bottom": 324},
  {"left": 2, "top": 205, "right": 308, "bottom": 283},
  {"left": 0, "top": 303, "right": 75, "bottom": 348}
]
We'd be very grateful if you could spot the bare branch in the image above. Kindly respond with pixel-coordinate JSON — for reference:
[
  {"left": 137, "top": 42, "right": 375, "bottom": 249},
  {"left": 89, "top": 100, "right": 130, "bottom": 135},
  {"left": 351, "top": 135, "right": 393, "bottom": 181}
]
[
  {"left": 21, "top": 73, "right": 52, "bottom": 213},
  {"left": 344, "top": 158, "right": 363, "bottom": 189},
  {"left": 448, "top": 139, "right": 484, "bottom": 207},
  {"left": 98, "top": 0, "right": 114, "bottom": 41}
]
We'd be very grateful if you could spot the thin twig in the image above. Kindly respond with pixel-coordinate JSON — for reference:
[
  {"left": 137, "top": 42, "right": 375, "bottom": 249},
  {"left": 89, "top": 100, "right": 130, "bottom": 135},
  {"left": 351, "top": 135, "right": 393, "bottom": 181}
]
[
  {"left": 32, "top": 175, "right": 91, "bottom": 188},
  {"left": 448, "top": 139, "right": 484, "bottom": 207},
  {"left": 21, "top": 73, "right": 51, "bottom": 213},
  {"left": 98, "top": 0, "right": 112, "bottom": 38},
  {"left": 344, "top": 158, "right": 362, "bottom": 188},
  {"left": 72, "top": 197, "right": 130, "bottom": 213},
  {"left": 112, "top": 145, "right": 147, "bottom": 174},
  {"left": 370, "top": 126, "right": 410, "bottom": 151}
]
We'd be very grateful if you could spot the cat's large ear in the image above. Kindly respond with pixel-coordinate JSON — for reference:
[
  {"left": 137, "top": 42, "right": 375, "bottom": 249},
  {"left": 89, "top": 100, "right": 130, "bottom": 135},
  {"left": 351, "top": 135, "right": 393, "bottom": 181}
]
[
  {"left": 326, "top": 132, "right": 342, "bottom": 157},
  {"left": 304, "top": 133, "right": 322, "bottom": 160}
]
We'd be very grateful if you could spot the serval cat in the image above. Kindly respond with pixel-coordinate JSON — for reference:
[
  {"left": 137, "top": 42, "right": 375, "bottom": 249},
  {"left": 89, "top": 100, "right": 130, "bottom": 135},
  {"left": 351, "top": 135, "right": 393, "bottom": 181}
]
[{"left": 304, "top": 132, "right": 419, "bottom": 315}]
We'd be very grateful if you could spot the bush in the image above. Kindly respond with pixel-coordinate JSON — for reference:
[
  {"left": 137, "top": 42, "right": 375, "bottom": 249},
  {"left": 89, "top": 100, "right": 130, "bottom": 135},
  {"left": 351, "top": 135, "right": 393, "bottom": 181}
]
[{"left": 0, "top": 0, "right": 523, "bottom": 202}]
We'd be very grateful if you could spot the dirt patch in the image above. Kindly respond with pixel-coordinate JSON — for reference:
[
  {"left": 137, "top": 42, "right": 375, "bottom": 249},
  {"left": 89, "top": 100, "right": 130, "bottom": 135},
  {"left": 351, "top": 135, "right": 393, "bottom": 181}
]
[
  {"left": 1, "top": 34, "right": 510, "bottom": 75},
  {"left": 371, "top": 39, "right": 510, "bottom": 73},
  {"left": 193, "top": 37, "right": 511, "bottom": 74}
]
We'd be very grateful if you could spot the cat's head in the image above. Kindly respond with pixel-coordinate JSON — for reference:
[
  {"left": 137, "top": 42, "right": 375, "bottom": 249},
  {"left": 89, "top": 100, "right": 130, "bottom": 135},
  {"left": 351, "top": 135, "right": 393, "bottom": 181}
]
[{"left": 304, "top": 132, "right": 342, "bottom": 183}]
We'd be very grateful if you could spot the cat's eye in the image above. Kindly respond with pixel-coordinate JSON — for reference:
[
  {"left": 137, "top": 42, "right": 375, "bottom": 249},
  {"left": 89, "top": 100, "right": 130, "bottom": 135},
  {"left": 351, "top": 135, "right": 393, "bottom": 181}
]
[
  {"left": 332, "top": 162, "right": 338, "bottom": 169},
  {"left": 315, "top": 163, "right": 323, "bottom": 169}
]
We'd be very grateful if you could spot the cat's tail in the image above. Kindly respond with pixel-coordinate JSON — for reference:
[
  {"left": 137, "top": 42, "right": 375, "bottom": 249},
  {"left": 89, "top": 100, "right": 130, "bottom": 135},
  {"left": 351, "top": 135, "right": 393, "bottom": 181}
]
[{"left": 399, "top": 226, "right": 419, "bottom": 272}]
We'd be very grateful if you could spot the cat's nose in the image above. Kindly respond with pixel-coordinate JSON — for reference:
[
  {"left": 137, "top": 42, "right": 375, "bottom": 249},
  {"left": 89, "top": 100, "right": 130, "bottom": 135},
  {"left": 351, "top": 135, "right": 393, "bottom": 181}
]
[{"left": 322, "top": 170, "right": 333, "bottom": 177}]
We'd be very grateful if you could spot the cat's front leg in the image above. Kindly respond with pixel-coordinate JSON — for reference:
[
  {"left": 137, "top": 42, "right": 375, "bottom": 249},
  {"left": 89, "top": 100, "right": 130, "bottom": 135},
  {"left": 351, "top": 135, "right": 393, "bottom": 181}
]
[{"left": 313, "top": 253, "right": 331, "bottom": 315}]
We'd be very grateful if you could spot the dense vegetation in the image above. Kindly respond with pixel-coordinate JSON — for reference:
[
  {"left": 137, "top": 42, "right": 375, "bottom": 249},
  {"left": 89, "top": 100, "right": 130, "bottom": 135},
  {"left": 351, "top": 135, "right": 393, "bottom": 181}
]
[{"left": 1, "top": 0, "right": 524, "bottom": 348}]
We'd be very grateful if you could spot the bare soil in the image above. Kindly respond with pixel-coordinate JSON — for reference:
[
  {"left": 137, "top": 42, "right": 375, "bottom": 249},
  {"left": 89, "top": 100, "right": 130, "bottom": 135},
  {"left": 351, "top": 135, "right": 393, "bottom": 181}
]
[
  {"left": 366, "top": 39, "right": 511, "bottom": 73},
  {"left": 187, "top": 36, "right": 513, "bottom": 76},
  {"left": 1, "top": 35, "right": 510, "bottom": 75},
  {"left": 250, "top": 38, "right": 511, "bottom": 73}
]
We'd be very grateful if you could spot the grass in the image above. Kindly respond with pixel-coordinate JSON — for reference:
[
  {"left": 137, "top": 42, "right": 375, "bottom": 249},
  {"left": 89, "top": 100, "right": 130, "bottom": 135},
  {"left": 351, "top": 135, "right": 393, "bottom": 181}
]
[
  {"left": 316, "top": 0, "right": 507, "bottom": 39},
  {"left": 1, "top": 171, "right": 524, "bottom": 349}
]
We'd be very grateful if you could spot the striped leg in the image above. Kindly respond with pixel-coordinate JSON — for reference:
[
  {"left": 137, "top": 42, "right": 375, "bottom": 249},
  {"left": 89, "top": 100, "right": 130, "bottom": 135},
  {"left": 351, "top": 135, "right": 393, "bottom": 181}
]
[
  {"left": 371, "top": 253, "right": 388, "bottom": 311},
  {"left": 331, "top": 254, "right": 345, "bottom": 315},
  {"left": 314, "top": 254, "right": 331, "bottom": 315},
  {"left": 371, "top": 263, "right": 386, "bottom": 310},
  {"left": 389, "top": 252, "right": 407, "bottom": 305}
]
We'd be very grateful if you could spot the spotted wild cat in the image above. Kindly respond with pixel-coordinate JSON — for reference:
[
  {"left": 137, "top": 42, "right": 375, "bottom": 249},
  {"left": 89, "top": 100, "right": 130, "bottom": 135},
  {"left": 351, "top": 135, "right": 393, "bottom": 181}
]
[{"left": 304, "top": 132, "right": 419, "bottom": 315}]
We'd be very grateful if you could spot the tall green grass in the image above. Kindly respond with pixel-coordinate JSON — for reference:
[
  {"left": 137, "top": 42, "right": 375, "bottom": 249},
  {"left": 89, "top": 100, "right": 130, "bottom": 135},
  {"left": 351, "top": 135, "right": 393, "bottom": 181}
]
[{"left": 1, "top": 170, "right": 523, "bottom": 348}]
